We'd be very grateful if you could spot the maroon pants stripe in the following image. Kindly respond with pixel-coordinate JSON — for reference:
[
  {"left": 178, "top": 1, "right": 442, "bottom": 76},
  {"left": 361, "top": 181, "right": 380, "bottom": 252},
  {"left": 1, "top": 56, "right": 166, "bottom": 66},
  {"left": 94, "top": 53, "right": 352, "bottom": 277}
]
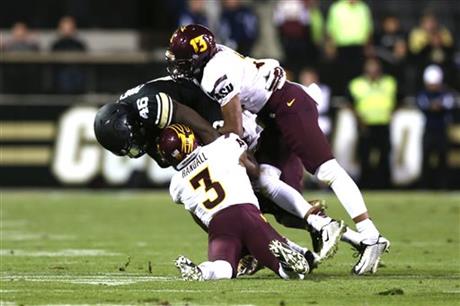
[{"left": 207, "top": 204, "right": 285, "bottom": 277}]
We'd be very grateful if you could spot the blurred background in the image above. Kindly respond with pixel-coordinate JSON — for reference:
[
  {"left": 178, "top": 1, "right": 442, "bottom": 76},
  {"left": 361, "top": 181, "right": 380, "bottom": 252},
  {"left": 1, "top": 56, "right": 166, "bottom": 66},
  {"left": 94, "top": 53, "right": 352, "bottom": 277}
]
[{"left": 1, "top": 0, "right": 459, "bottom": 190}]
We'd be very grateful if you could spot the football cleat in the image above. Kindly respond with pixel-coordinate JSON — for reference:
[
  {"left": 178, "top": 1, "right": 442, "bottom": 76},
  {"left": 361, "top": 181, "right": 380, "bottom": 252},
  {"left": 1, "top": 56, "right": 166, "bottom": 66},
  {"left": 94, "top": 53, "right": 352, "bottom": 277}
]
[
  {"left": 352, "top": 236, "right": 391, "bottom": 275},
  {"left": 306, "top": 199, "right": 328, "bottom": 253},
  {"left": 175, "top": 255, "right": 204, "bottom": 281},
  {"left": 303, "top": 250, "right": 321, "bottom": 272},
  {"left": 269, "top": 240, "right": 310, "bottom": 274},
  {"left": 317, "top": 220, "right": 346, "bottom": 262},
  {"left": 237, "top": 255, "right": 264, "bottom": 277}
]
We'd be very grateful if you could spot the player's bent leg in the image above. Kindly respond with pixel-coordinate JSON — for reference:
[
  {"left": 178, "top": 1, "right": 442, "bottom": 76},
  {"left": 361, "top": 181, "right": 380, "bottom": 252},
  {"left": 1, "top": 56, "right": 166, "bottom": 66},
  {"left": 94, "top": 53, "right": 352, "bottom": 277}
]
[
  {"left": 315, "top": 159, "right": 380, "bottom": 243},
  {"left": 207, "top": 235, "right": 242, "bottom": 278},
  {"left": 198, "top": 260, "right": 233, "bottom": 280},
  {"left": 207, "top": 207, "right": 245, "bottom": 278},
  {"left": 315, "top": 159, "right": 391, "bottom": 274},
  {"left": 256, "top": 164, "right": 311, "bottom": 218},
  {"left": 279, "top": 154, "right": 304, "bottom": 192},
  {"left": 257, "top": 163, "right": 344, "bottom": 260},
  {"left": 175, "top": 257, "right": 233, "bottom": 281},
  {"left": 240, "top": 205, "right": 309, "bottom": 279}
]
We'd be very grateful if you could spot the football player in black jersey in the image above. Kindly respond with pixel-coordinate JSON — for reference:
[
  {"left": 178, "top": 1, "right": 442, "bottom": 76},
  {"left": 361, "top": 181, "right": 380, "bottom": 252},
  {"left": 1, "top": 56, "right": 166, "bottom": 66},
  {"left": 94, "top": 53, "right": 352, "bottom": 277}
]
[{"left": 94, "top": 77, "right": 221, "bottom": 167}]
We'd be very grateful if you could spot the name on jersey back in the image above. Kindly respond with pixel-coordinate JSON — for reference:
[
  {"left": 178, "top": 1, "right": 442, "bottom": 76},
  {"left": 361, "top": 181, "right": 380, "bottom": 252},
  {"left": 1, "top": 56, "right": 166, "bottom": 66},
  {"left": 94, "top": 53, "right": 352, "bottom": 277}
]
[{"left": 182, "top": 153, "right": 208, "bottom": 178}]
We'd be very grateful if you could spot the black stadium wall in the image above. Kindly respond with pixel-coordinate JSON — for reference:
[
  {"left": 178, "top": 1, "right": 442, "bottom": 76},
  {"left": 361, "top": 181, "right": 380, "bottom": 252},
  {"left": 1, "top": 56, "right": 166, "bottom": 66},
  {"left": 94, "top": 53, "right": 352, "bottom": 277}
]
[{"left": 2, "top": 100, "right": 460, "bottom": 189}]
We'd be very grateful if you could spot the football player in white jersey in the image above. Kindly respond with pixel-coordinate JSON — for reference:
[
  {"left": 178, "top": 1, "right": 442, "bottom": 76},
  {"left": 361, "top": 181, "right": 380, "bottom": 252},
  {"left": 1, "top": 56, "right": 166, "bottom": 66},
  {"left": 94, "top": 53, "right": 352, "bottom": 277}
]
[
  {"left": 166, "top": 24, "right": 389, "bottom": 275},
  {"left": 159, "top": 124, "right": 327, "bottom": 281}
]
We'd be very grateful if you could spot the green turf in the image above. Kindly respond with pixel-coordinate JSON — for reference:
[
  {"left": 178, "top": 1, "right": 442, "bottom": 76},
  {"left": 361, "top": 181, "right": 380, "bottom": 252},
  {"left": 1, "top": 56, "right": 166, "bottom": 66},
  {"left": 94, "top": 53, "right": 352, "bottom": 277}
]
[{"left": 1, "top": 191, "right": 459, "bottom": 306}]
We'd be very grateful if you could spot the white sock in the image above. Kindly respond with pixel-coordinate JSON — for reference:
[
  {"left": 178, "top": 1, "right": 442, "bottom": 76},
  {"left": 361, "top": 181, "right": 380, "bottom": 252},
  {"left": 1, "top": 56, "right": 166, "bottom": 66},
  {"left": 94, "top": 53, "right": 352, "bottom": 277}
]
[
  {"left": 257, "top": 164, "right": 311, "bottom": 218},
  {"left": 307, "top": 214, "right": 332, "bottom": 232},
  {"left": 198, "top": 260, "right": 233, "bottom": 280},
  {"left": 341, "top": 227, "right": 365, "bottom": 247},
  {"left": 356, "top": 219, "right": 379, "bottom": 244},
  {"left": 315, "top": 159, "right": 368, "bottom": 219}
]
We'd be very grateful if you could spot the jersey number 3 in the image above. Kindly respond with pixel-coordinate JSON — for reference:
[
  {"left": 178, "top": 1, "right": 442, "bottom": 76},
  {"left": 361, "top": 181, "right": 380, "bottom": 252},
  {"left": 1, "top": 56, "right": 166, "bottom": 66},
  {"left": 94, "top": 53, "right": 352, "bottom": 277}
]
[{"left": 190, "top": 167, "right": 225, "bottom": 209}]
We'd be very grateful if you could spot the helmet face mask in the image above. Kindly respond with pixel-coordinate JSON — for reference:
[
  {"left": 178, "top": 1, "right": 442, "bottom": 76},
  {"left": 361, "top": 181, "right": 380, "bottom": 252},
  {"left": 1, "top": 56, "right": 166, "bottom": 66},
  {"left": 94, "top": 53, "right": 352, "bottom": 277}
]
[
  {"left": 120, "top": 128, "right": 145, "bottom": 158},
  {"left": 166, "top": 50, "right": 197, "bottom": 81}
]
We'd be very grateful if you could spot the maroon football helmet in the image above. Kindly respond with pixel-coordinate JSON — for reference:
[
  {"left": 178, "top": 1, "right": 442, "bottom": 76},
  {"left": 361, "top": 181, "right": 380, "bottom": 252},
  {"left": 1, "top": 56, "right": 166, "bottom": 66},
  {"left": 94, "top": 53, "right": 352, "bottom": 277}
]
[
  {"left": 158, "top": 124, "right": 199, "bottom": 168},
  {"left": 166, "top": 24, "right": 217, "bottom": 80}
]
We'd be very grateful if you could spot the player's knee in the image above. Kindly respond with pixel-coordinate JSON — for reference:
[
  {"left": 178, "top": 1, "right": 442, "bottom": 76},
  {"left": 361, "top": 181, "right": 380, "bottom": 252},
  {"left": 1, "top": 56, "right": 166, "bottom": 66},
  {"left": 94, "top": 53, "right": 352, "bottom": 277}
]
[
  {"left": 212, "top": 260, "right": 233, "bottom": 279},
  {"left": 315, "top": 159, "right": 348, "bottom": 186},
  {"left": 199, "top": 260, "right": 233, "bottom": 280},
  {"left": 256, "top": 164, "right": 282, "bottom": 196}
]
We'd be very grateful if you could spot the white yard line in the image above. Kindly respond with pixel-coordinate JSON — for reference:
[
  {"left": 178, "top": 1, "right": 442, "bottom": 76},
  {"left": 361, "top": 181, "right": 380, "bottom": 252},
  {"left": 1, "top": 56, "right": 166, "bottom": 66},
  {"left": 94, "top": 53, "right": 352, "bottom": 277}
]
[
  {"left": 0, "top": 220, "right": 28, "bottom": 229},
  {"left": 1, "top": 232, "right": 75, "bottom": 241},
  {"left": 0, "top": 273, "right": 176, "bottom": 286},
  {"left": 0, "top": 249, "right": 120, "bottom": 257}
]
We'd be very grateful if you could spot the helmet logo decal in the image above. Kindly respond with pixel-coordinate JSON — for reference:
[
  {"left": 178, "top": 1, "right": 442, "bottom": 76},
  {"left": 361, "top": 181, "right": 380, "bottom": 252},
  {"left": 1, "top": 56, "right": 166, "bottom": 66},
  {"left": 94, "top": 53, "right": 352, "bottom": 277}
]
[
  {"left": 190, "top": 35, "right": 208, "bottom": 53},
  {"left": 169, "top": 124, "right": 196, "bottom": 154}
]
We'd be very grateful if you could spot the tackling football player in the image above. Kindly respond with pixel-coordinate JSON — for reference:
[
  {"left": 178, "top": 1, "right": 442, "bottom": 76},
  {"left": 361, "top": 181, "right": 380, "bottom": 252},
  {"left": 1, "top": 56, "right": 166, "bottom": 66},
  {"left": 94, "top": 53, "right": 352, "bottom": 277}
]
[
  {"left": 93, "top": 77, "right": 351, "bottom": 263},
  {"left": 166, "top": 24, "right": 390, "bottom": 275},
  {"left": 158, "top": 124, "right": 325, "bottom": 281}
]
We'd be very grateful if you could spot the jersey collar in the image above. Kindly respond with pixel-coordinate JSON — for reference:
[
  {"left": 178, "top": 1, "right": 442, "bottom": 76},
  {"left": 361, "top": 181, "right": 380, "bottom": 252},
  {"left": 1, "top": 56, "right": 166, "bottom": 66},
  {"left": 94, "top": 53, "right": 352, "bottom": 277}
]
[{"left": 176, "top": 147, "right": 202, "bottom": 170}]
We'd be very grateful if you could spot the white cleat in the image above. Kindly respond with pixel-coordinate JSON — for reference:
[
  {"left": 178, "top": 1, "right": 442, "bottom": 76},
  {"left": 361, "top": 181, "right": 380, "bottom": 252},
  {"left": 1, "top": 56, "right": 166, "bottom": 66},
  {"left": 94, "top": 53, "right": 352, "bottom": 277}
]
[
  {"left": 352, "top": 236, "right": 391, "bottom": 275},
  {"left": 269, "top": 240, "right": 310, "bottom": 274},
  {"left": 318, "top": 220, "right": 346, "bottom": 262},
  {"left": 175, "top": 255, "right": 204, "bottom": 281}
]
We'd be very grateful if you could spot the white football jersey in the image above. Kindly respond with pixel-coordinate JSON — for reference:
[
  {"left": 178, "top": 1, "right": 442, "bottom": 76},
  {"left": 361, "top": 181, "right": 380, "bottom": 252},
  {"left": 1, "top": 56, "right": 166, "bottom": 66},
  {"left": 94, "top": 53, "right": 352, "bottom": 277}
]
[
  {"left": 169, "top": 133, "right": 259, "bottom": 227},
  {"left": 200, "top": 44, "right": 285, "bottom": 113}
]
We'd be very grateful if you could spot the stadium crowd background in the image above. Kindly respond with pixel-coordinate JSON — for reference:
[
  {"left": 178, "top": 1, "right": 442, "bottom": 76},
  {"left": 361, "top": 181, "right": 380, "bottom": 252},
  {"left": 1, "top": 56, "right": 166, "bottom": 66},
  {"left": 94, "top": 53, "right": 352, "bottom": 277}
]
[{"left": 1, "top": 0, "right": 459, "bottom": 190}]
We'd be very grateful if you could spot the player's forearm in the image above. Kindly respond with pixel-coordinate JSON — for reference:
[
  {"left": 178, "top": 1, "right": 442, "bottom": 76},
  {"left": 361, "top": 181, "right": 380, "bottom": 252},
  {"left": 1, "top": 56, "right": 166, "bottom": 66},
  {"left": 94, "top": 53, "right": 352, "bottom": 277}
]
[
  {"left": 220, "top": 96, "right": 244, "bottom": 137},
  {"left": 172, "top": 101, "right": 219, "bottom": 144}
]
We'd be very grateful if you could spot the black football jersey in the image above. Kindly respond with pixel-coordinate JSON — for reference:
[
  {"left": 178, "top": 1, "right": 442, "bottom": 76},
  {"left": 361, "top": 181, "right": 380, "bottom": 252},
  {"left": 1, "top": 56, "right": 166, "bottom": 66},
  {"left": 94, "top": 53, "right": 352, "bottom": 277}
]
[
  {"left": 118, "top": 76, "right": 222, "bottom": 132},
  {"left": 117, "top": 76, "right": 223, "bottom": 166}
]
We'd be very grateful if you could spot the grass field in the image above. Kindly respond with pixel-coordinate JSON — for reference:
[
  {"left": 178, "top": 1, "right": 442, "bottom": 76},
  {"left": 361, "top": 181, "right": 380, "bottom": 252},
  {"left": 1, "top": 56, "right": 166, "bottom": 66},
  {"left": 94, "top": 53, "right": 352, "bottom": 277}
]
[{"left": 1, "top": 191, "right": 459, "bottom": 306}]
